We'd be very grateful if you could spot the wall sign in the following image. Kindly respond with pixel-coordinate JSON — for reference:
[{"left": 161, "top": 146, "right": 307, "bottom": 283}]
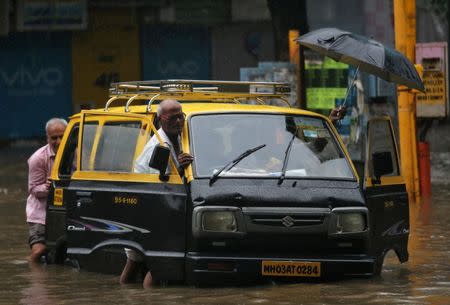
[
  {"left": 416, "top": 42, "right": 448, "bottom": 118},
  {"left": 17, "top": 0, "right": 87, "bottom": 31}
]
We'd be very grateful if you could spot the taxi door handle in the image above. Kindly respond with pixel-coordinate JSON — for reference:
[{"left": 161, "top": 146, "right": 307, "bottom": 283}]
[
  {"left": 76, "top": 191, "right": 93, "bottom": 207},
  {"left": 76, "top": 198, "right": 93, "bottom": 207},
  {"left": 76, "top": 191, "right": 92, "bottom": 197}
]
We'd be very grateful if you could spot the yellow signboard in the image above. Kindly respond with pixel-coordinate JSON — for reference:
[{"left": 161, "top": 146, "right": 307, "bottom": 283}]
[
  {"left": 416, "top": 70, "right": 446, "bottom": 105},
  {"left": 261, "top": 261, "right": 321, "bottom": 277},
  {"left": 72, "top": 9, "right": 140, "bottom": 111}
]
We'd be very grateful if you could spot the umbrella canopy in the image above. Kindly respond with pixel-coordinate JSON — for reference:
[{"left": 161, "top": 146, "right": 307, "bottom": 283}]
[{"left": 297, "top": 28, "right": 425, "bottom": 92}]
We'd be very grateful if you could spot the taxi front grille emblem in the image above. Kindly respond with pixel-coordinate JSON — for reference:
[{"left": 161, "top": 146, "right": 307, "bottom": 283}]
[{"left": 281, "top": 216, "right": 295, "bottom": 227}]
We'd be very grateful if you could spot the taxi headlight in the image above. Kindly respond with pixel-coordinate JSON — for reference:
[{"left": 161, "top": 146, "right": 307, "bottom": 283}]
[
  {"left": 202, "top": 211, "right": 237, "bottom": 232},
  {"left": 336, "top": 213, "right": 366, "bottom": 233}
]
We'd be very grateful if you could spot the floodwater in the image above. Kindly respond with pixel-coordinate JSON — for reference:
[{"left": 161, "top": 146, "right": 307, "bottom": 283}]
[{"left": 1, "top": 144, "right": 449, "bottom": 305}]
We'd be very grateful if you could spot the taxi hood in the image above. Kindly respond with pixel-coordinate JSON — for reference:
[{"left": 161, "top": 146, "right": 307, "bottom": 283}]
[{"left": 189, "top": 178, "right": 364, "bottom": 208}]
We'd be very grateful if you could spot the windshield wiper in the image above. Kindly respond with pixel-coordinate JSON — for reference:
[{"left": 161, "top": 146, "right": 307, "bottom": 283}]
[
  {"left": 278, "top": 128, "right": 298, "bottom": 185},
  {"left": 209, "top": 144, "right": 266, "bottom": 186}
]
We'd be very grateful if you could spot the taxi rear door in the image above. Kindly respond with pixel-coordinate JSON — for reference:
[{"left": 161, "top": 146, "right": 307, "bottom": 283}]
[
  {"left": 364, "top": 117, "right": 409, "bottom": 272},
  {"left": 65, "top": 111, "right": 187, "bottom": 267},
  {"left": 47, "top": 118, "right": 79, "bottom": 263}
]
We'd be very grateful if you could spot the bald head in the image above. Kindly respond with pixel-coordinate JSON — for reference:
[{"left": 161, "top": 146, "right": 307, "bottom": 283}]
[
  {"left": 46, "top": 117, "right": 67, "bottom": 153},
  {"left": 157, "top": 99, "right": 181, "bottom": 118},
  {"left": 46, "top": 118, "right": 67, "bottom": 133},
  {"left": 157, "top": 99, "right": 184, "bottom": 137}
]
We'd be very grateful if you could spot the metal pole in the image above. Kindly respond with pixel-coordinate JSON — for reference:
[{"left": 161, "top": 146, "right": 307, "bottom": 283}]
[
  {"left": 289, "top": 30, "right": 301, "bottom": 108},
  {"left": 342, "top": 65, "right": 360, "bottom": 107},
  {"left": 394, "top": 0, "right": 420, "bottom": 204}
]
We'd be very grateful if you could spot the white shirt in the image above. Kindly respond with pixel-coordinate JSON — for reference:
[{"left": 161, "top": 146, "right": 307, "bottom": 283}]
[{"left": 134, "top": 128, "right": 179, "bottom": 174}]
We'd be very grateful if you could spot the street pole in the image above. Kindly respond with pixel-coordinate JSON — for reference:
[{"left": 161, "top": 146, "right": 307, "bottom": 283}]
[
  {"left": 393, "top": 0, "right": 421, "bottom": 204},
  {"left": 289, "top": 29, "right": 302, "bottom": 109}
]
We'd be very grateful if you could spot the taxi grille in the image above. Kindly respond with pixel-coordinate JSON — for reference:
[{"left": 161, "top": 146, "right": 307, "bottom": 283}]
[
  {"left": 249, "top": 214, "right": 324, "bottom": 227},
  {"left": 242, "top": 207, "right": 330, "bottom": 231}
]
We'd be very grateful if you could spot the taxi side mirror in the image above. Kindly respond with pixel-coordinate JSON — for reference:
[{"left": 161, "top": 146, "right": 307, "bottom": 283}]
[
  {"left": 149, "top": 144, "right": 170, "bottom": 181},
  {"left": 372, "top": 151, "right": 393, "bottom": 184}
]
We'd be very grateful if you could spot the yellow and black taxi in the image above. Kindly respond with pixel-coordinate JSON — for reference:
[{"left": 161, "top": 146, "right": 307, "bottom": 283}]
[{"left": 46, "top": 80, "right": 409, "bottom": 284}]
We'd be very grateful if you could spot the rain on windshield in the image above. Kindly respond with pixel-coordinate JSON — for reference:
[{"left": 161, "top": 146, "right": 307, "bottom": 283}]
[{"left": 189, "top": 113, "right": 355, "bottom": 179}]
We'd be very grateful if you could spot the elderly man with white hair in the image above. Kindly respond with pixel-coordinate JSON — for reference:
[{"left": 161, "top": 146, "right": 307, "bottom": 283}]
[
  {"left": 134, "top": 98, "right": 193, "bottom": 174},
  {"left": 26, "top": 117, "right": 67, "bottom": 263}
]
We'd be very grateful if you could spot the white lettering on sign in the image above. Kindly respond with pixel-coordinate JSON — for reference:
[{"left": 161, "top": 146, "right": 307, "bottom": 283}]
[
  {"left": 416, "top": 70, "right": 446, "bottom": 105},
  {"left": 0, "top": 65, "right": 63, "bottom": 87}
]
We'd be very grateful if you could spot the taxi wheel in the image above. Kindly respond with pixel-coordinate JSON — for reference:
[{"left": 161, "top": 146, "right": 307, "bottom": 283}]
[
  {"left": 49, "top": 237, "right": 67, "bottom": 264},
  {"left": 373, "top": 252, "right": 386, "bottom": 276}
]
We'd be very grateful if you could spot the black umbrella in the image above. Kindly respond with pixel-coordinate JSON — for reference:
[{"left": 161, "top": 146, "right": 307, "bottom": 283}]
[{"left": 297, "top": 27, "right": 425, "bottom": 92}]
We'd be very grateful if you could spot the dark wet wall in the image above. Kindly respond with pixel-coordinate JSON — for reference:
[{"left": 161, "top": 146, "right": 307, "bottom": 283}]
[{"left": 0, "top": 32, "right": 72, "bottom": 139}]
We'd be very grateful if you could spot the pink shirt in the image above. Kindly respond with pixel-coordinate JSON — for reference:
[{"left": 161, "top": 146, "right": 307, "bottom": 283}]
[{"left": 26, "top": 144, "right": 55, "bottom": 225}]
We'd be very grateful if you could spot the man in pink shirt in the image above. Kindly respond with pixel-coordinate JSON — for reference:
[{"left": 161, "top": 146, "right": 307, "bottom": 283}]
[{"left": 26, "top": 118, "right": 67, "bottom": 263}]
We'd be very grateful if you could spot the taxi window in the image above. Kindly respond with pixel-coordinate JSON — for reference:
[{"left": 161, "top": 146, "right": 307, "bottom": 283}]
[
  {"left": 59, "top": 123, "right": 79, "bottom": 177},
  {"left": 80, "top": 122, "right": 99, "bottom": 171},
  {"left": 368, "top": 119, "right": 399, "bottom": 177},
  {"left": 93, "top": 121, "right": 141, "bottom": 172},
  {"left": 190, "top": 113, "right": 354, "bottom": 179},
  {"left": 76, "top": 113, "right": 173, "bottom": 177}
]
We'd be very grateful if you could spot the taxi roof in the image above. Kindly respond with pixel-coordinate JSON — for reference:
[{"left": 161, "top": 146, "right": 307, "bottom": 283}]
[{"left": 72, "top": 102, "right": 328, "bottom": 121}]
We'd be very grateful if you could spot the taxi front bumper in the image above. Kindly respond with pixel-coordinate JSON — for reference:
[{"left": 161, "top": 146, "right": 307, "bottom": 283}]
[{"left": 185, "top": 252, "right": 376, "bottom": 285}]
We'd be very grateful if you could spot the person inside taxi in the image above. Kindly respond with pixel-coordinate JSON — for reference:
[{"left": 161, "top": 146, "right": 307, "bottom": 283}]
[
  {"left": 291, "top": 106, "right": 346, "bottom": 165},
  {"left": 26, "top": 118, "right": 67, "bottom": 263},
  {"left": 308, "top": 105, "right": 347, "bottom": 161},
  {"left": 121, "top": 99, "right": 193, "bottom": 288},
  {"left": 259, "top": 106, "right": 347, "bottom": 172},
  {"left": 134, "top": 98, "right": 193, "bottom": 173}
]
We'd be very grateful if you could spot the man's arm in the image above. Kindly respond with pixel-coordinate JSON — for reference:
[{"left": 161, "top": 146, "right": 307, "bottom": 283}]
[
  {"left": 28, "top": 155, "right": 50, "bottom": 199},
  {"left": 177, "top": 151, "right": 193, "bottom": 168},
  {"left": 329, "top": 105, "right": 347, "bottom": 124}
]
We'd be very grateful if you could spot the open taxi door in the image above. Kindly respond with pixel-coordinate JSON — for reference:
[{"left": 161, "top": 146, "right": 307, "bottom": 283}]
[
  {"left": 61, "top": 110, "right": 187, "bottom": 280},
  {"left": 364, "top": 117, "right": 410, "bottom": 274}
]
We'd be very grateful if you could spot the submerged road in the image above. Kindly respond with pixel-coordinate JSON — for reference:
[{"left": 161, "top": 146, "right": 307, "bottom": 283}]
[{"left": 1, "top": 144, "right": 449, "bottom": 305}]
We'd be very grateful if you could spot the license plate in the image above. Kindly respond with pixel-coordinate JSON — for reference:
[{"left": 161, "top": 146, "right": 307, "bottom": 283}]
[{"left": 261, "top": 261, "right": 321, "bottom": 277}]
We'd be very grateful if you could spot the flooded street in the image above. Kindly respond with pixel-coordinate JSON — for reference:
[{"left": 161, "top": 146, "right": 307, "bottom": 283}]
[{"left": 1, "top": 144, "right": 449, "bottom": 305}]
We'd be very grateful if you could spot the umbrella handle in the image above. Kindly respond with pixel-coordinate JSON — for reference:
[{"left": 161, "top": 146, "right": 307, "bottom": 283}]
[{"left": 342, "top": 65, "right": 360, "bottom": 108}]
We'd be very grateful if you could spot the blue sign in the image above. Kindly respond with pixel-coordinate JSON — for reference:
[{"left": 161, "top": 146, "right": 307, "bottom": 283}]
[
  {"left": 0, "top": 32, "right": 72, "bottom": 139},
  {"left": 141, "top": 25, "right": 210, "bottom": 80}
]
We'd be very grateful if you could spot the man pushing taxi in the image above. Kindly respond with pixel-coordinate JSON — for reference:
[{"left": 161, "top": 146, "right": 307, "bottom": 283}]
[{"left": 26, "top": 118, "right": 67, "bottom": 263}]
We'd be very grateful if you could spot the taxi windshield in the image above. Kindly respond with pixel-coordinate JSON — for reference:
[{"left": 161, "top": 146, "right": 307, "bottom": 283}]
[{"left": 190, "top": 113, "right": 355, "bottom": 180}]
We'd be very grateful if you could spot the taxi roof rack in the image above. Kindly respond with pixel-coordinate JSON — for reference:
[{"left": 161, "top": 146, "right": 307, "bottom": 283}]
[
  {"left": 106, "top": 79, "right": 292, "bottom": 111},
  {"left": 110, "top": 79, "right": 291, "bottom": 95}
]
